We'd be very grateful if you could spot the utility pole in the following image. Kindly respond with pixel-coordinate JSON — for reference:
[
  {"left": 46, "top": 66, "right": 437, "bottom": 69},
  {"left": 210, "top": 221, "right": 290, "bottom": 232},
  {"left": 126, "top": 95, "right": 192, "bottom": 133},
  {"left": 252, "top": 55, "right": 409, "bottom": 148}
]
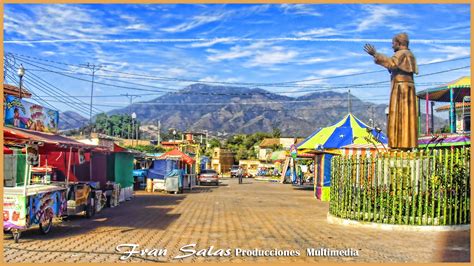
[
  {"left": 157, "top": 120, "right": 161, "bottom": 144},
  {"left": 82, "top": 63, "right": 103, "bottom": 137},
  {"left": 121, "top": 93, "right": 141, "bottom": 140},
  {"left": 347, "top": 90, "right": 351, "bottom": 114},
  {"left": 368, "top": 106, "right": 375, "bottom": 127}
]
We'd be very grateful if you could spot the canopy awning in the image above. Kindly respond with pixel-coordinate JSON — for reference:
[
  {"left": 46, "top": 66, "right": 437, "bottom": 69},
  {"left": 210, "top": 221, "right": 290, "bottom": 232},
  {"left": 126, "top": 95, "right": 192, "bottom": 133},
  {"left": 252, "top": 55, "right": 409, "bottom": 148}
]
[
  {"left": 416, "top": 76, "right": 470, "bottom": 102},
  {"left": 436, "top": 102, "right": 471, "bottom": 112},
  {"left": 158, "top": 148, "right": 195, "bottom": 165},
  {"left": 3, "top": 126, "right": 94, "bottom": 149}
]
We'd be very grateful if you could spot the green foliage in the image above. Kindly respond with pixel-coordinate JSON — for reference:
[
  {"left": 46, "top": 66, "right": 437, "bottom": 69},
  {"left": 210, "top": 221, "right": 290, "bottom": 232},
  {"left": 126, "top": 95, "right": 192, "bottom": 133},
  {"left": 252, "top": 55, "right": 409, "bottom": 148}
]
[
  {"left": 124, "top": 144, "right": 166, "bottom": 153},
  {"left": 92, "top": 113, "right": 141, "bottom": 139},
  {"left": 272, "top": 127, "right": 281, "bottom": 138},
  {"left": 225, "top": 132, "right": 272, "bottom": 161},
  {"left": 208, "top": 138, "right": 221, "bottom": 149}
]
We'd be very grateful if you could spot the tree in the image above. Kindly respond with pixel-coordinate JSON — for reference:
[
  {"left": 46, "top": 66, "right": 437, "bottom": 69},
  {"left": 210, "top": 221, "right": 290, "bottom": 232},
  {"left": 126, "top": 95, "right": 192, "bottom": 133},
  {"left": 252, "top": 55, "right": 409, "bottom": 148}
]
[{"left": 272, "top": 127, "right": 281, "bottom": 138}]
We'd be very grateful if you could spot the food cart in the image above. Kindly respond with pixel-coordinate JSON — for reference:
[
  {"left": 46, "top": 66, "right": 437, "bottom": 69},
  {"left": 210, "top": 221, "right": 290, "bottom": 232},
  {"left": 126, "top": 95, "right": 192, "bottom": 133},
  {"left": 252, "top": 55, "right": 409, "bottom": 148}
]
[
  {"left": 4, "top": 161, "right": 67, "bottom": 243},
  {"left": 3, "top": 128, "right": 100, "bottom": 242}
]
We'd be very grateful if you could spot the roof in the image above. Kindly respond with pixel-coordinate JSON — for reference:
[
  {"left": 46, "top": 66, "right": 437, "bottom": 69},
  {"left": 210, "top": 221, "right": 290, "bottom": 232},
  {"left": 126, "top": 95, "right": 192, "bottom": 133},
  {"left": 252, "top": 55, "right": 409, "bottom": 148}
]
[
  {"left": 3, "top": 84, "right": 32, "bottom": 98},
  {"left": 296, "top": 113, "right": 388, "bottom": 150},
  {"left": 4, "top": 126, "right": 94, "bottom": 148},
  {"left": 416, "top": 76, "right": 470, "bottom": 102},
  {"left": 435, "top": 102, "right": 471, "bottom": 112},
  {"left": 259, "top": 138, "right": 280, "bottom": 148},
  {"left": 259, "top": 138, "right": 303, "bottom": 148},
  {"left": 160, "top": 140, "right": 184, "bottom": 145},
  {"left": 158, "top": 148, "right": 195, "bottom": 164}
]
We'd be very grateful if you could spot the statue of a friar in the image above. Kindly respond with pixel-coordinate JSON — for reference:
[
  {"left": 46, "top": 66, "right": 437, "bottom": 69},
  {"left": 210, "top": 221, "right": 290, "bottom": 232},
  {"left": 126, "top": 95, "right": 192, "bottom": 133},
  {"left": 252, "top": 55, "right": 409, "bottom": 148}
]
[{"left": 364, "top": 33, "right": 418, "bottom": 150}]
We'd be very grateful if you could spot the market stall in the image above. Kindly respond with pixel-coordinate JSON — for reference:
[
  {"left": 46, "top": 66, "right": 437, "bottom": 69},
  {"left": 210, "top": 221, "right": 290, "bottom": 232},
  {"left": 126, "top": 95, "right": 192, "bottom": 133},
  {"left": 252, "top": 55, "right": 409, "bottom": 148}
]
[
  {"left": 296, "top": 113, "right": 389, "bottom": 201},
  {"left": 416, "top": 76, "right": 470, "bottom": 134},
  {"left": 3, "top": 127, "right": 100, "bottom": 242},
  {"left": 154, "top": 148, "right": 196, "bottom": 193}
]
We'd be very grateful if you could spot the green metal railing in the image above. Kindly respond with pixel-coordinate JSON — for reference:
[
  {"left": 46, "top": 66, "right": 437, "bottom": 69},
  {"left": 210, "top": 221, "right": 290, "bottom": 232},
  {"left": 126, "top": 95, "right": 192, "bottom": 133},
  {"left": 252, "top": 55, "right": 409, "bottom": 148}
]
[{"left": 329, "top": 148, "right": 470, "bottom": 225}]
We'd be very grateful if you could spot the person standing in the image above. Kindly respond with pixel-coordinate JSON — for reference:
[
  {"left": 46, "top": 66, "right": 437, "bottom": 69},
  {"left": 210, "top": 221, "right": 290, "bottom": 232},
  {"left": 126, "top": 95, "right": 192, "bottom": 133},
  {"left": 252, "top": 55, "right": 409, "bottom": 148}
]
[
  {"left": 237, "top": 167, "right": 243, "bottom": 184},
  {"left": 364, "top": 32, "right": 419, "bottom": 150}
]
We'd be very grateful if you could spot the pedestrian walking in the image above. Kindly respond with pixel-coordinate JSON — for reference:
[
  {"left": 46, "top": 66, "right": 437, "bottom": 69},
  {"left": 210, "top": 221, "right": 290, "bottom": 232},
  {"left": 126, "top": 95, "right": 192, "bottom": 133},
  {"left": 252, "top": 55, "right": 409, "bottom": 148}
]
[{"left": 237, "top": 167, "right": 243, "bottom": 184}]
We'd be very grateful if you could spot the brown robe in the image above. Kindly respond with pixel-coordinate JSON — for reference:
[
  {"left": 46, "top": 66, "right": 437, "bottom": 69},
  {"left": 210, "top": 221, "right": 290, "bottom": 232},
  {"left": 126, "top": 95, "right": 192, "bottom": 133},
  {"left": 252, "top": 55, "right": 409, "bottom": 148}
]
[{"left": 374, "top": 48, "right": 418, "bottom": 149}]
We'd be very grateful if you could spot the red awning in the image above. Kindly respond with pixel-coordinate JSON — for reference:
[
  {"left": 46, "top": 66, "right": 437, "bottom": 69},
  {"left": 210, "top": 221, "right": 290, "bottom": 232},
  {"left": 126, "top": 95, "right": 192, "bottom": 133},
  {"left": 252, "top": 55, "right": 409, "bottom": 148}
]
[
  {"left": 3, "top": 127, "right": 94, "bottom": 149},
  {"left": 113, "top": 143, "right": 128, "bottom": 152},
  {"left": 158, "top": 148, "right": 195, "bottom": 165},
  {"left": 4, "top": 146, "right": 13, "bottom": 154}
]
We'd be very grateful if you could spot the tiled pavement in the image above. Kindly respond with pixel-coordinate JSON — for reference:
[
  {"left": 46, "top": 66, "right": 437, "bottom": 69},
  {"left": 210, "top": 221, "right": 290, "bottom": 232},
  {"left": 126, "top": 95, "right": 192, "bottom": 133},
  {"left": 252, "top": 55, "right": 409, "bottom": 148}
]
[{"left": 3, "top": 178, "right": 470, "bottom": 263}]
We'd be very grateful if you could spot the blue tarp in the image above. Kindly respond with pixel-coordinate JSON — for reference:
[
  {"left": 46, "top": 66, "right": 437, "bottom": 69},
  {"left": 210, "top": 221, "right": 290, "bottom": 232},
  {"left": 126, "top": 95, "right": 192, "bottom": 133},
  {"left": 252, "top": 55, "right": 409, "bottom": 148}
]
[
  {"left": 200, "top": 156, "right": 210, "bottom": 171},
  {"left": 147, "top": 159, "right": 178, "bottom": 180},
  {"left": 323, "top": 154, "right": 333, "bottom": 186}
]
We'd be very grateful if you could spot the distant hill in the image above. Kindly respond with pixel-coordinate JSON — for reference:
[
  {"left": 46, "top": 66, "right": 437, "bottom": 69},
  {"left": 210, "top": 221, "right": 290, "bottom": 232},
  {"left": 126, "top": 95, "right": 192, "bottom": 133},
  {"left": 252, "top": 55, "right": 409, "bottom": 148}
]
[
  {"left": 57, "top": 84, "right": 448, "bottom": 137},
  {"left": 100, "top": 83, "right": 447, "bottom": 137},
  {"left": 59, "top": 111, "right": 88, "bottom": 130}
]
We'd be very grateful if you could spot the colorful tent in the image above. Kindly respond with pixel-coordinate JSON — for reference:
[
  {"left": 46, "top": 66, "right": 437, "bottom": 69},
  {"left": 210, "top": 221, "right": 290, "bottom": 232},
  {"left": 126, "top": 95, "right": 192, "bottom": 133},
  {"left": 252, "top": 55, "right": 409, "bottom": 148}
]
[
  {"left": 416, "top": 76, "right": 470, "bottom": 102},
  {"left": 296, "top": 113, "right": 388, "bottom": 202},
  {"left": 296, "top": 113, "right": 388, "bottom": 150},
  {"left": 416, "top": 76, "right": 470, "bottom": 134}
]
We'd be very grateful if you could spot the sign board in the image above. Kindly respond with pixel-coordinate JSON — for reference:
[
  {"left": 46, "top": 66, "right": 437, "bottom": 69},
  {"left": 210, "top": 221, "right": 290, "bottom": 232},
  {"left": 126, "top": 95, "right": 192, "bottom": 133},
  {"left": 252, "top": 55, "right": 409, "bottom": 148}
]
[
  {"left": 4, "top": 95, "right": 59, "bottom": 133},
  {"left": 3, "top": 195, "right": 27, "bottom": 229}
]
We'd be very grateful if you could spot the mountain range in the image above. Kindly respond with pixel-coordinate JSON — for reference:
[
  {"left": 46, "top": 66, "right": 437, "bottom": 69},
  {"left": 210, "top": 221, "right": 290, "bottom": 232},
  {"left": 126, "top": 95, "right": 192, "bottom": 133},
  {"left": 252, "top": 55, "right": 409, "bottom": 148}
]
[{"left": 61, "top": 84, "right": 447, "bottom": 137}]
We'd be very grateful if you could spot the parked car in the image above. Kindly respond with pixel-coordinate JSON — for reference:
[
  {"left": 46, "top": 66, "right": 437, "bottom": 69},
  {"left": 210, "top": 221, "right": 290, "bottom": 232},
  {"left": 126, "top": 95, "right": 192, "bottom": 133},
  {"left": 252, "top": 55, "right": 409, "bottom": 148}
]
[
  {"left": 230, "top": 165, "right": 240, "bottom": 178},
  {"left": 198, "top": 169, "right": 219, "bottom": 186}
]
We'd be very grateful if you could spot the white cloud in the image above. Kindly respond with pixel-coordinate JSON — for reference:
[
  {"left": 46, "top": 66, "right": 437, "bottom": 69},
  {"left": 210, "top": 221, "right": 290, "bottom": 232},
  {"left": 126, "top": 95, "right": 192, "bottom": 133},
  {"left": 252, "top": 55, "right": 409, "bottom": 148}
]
[
  {"left": 280, "top": 4, "right": 321, "bottom": 17},
  {"left": 317, "top": 68, "right": 361, "bottom": 77},
  {"left": 185, "top": 37, "right": 235, "bottom": 48},
  {"left": 4, "top": 5, "right": 123, "bottom": 41},
  {"left": 161, "top": 12, "right": 229, "bottom": 33},
  {"left": 354, "top": 5, "right": 411, "bottom": 32},
  {"left": 428, "top": 22, "right": 470, "bottom": 33},
  {"left": 40, "top": 51, "right": 56, "bottom": 56},
  {"left": 296, "top": 56, "right": 340, "bottom": 65},
  {"left": 247, "top": 47, "right": 299, "bottom": 67},
  {"left": 125, "top": 24, "right": 149, "bottom": 31},
  {"left": 294, "top": 28, "right": 342, "bottom": 37},
  {"left": 206, "top": 42, "right": 267, "bottom": 62},
  {"left": 418, "top": 45, "right": 471, "bottom": 64},
  {"left": 199, "top": 76, "right": 240, "bottom": 83}
]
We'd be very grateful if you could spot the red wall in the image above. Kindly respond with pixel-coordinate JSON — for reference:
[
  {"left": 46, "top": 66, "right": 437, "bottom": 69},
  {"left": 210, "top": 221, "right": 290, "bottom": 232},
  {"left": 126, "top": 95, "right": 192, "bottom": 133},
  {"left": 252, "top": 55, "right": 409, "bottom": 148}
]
[{"left": 38, "top": 146, "right": 91, "bottom": 183}]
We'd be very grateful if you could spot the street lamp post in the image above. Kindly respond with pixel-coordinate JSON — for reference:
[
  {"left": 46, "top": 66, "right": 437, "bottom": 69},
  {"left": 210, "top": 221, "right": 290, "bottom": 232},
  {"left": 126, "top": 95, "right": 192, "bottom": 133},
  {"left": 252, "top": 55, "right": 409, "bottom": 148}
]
[
  {"left": 17, "top": 64, "right": 25, "bottom": 99},
  {"left": 132, "top": 112, "right": 137, "bottom": 146}
]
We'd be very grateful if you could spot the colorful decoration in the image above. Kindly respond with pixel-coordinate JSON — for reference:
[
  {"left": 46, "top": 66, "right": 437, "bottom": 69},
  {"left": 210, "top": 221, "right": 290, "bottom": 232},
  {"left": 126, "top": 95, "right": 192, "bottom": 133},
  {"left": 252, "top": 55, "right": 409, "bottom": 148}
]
[
  {"left": 4, "top": 95, "right": 59, "bottom": 133},
  {"left": 296, "top": 113, "right": 388, "bottom": 150}
]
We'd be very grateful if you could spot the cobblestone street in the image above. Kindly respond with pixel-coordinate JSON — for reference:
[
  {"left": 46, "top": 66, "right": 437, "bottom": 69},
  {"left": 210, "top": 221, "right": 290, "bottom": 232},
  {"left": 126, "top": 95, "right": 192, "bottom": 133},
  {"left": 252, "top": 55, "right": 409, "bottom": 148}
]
[{"left": 3, "top": 178, "right": 470, "bottom": 263}]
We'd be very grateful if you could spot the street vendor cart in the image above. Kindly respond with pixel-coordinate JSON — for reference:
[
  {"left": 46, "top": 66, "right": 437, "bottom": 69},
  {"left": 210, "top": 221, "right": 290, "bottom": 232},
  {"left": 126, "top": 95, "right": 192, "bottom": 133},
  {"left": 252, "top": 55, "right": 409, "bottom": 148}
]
[{"left": 4, "top": 163, "right": 67, "bottom": 243}]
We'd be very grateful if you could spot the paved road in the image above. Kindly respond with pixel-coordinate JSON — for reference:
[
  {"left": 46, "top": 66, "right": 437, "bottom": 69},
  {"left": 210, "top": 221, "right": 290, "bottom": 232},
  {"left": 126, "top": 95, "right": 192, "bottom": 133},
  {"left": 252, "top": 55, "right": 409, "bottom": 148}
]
[{"left": 3, "top": 178, "right": 470, "bottom": 263}]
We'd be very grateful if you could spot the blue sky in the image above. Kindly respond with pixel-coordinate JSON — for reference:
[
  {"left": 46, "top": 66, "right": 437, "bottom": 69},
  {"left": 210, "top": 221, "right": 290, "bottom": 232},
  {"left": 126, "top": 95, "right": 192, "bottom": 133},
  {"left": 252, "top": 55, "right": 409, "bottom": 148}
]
[{"left": 3, "top": 4, "right": 471, "bottom": 118}]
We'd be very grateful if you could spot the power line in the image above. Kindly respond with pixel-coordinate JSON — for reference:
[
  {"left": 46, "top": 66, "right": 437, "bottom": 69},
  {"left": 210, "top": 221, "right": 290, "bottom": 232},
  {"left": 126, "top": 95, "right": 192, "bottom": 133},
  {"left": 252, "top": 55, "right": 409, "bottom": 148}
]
[
  {"left": 5, "top": 63, "right": 102, "bottom": 116},
  {"left": 9, "top": 52, "right": 470, "bottom": 86},
  {"left": 11, "top": 57, "right": 471, "bottom": 96},
  {"left": 4, "top": 72, "right": 88, "bottom": 127}
]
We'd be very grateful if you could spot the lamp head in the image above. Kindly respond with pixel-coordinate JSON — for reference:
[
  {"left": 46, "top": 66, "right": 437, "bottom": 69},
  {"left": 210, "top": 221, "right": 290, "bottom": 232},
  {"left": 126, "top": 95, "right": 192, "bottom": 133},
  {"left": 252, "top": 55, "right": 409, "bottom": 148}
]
[{"left": 17, "top": 64, "right": 25, "bottom": 78}]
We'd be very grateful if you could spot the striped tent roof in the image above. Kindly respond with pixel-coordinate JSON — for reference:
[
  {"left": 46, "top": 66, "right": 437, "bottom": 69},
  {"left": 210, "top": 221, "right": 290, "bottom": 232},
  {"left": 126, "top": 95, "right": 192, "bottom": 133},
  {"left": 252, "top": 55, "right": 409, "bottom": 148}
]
[
  {"left": 416, "top": 76, "right": 470, "bottom": 102},
  {"left": 296, "top": 113, "right": 388, "bottom": 150}
]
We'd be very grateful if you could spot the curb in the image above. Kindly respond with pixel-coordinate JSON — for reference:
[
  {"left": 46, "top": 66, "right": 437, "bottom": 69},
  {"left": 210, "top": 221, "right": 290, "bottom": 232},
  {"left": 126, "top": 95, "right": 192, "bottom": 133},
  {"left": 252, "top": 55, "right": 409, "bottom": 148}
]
[{"left": 326, "top": 213, "right": 470, "bottom": 232}]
